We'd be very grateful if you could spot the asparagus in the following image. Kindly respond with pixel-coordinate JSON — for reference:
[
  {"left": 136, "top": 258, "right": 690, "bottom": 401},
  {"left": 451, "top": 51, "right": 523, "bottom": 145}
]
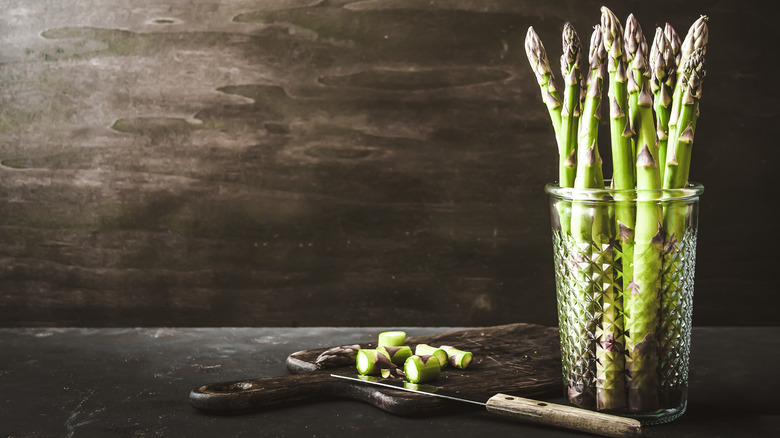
[
  {"left": 601, "top": 13, "right": 637, "bottom": 390},
  {"left": 601, "top": 7, "right": 635, "bottom": 192},
  {"left": 404, "top": 355, "right": 442, "bottom": 383},
  {"left": 568, "top": 24, "right": 616, "bottom": 410},
  {"left": 664, "top": 47, "right": 707, "bottom": 190},
  {"left": 414, "top": 344, "right": 449, "bottom": 369},
  {"left": 315, "top": 344, "right": 362, "bottom": 369},
  {"left": 659, "top": 47, "right": 706, "bottom": 408},
  {"left": 559, "top": 22, "right": 583, "bottom": 188},
  {"left": 625, "top": 82, "right": 663, "bottom": 411},
  {"left": 526, "top": 27, "right": 564, "bottom": 150},
  {"left": 378, "top": 345, "right": 413, "bottom": 366},
  {"left": 377, "top": 330, "right": 406, "bottom": 347},
  {"left": 527, "top": 26, "right": 572, "bottom": 236},
  {"left": 356, "top": 349, "right": 396, "bottom": 376},
  {"left": 665, "top": 15, "right": 708, "bottom": 173},
  {"left": 624, "top": 14, "right": 650, "bottom": 167},
  {"left": 440, "top": 346, "right": 474, "bottom": 369},
  {"left": 649, "top": 25, "right": 677, "bottom": 183}
]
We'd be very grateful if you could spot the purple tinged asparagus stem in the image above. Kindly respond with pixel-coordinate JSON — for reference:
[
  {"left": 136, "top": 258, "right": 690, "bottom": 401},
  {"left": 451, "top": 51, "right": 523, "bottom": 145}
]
[
  {"left": 559, "top": 22, "right": 583, "bottom": 189},
  {"left": 665, "top": 16, "right": 708, "bottom": 177},
  {"left": 601, "top": 11, "right": 636, "bottom": 408},
  {"left": 526, "top": 27, "right": 573, "bottom": 236},
  {"left": 650, "top": 24, "right": 678, "bottom": 183},
  {"left": 624, "top": 14, "right": 649, "bottom": 171},
  {"left": 526, "top": 27, "right": 564, "bottom": 154},
  {"left": 568, "top": 24, "right": 608, "bottom": 410},
  {"left": 660, "top": 46, "right": 706, "bottom": 410},
  {"left": 625, "top": 82, "right": 663, "bottom": 412}
]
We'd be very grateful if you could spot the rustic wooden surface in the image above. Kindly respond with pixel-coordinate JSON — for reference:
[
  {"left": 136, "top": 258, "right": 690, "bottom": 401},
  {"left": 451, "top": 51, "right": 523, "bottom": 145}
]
[
  {"left": 1, "top": 327, "right": 778, "bottom": 437},
  {"left": 191, "top": 323, "right": 562, "bottom": 414},
  {"left": 1, "top": 0, "right": 778, "bottom": 327}
]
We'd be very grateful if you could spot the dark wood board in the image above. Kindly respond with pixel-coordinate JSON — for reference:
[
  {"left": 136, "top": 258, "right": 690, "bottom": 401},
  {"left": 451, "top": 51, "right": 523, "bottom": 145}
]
[{"left": 190, "top": 323, "right": 563, "bottom": 415}]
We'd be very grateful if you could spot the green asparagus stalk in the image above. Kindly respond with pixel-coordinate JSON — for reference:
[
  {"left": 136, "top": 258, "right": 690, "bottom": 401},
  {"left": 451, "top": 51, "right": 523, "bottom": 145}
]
[
  {"left": 559, "top": 22, "right": 583, "bottom": 188},
  {"left": 602, "top": 7, "right": 635, "bottom": 192},
  {"left": 624, "top": 14, "right": 649, "bottom": 168},
  {"left": 527, "top": 26, "right": 572, "bottom": 236},
  {"left": 625, "top": 82, "right": 663, "bottom": 412},
  {"left": 658, "top": 49, "right": 706, "bottom": 410},
  {"left": 665, "top": 15, "right": 708, "bottom": 172},
  {"left": 601, "top": 10, "right": 636, "bottom": 372},
  {"left": 649, "top": 24, "right": 678, "bottom": 183},
  {"left": 664, "top": 47, "right": 706, "bottom": 190},
  {"left": 570, "top": 24, "right": 625, "bottom": 410},
  {"left": 526, "top": 27, "right": 563, "bottom": 151}
]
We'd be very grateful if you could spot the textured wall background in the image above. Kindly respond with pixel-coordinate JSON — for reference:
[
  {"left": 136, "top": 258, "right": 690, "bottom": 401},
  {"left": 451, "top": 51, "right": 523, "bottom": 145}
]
[{"left": 0, "top": 0, "right": 776, "bottom": 327}]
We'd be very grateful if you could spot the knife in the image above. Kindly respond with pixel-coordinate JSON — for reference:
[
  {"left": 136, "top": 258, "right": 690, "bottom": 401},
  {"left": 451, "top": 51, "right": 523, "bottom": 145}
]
[{"left": 331, "top": 374, "right": 642, "bottom": 438}]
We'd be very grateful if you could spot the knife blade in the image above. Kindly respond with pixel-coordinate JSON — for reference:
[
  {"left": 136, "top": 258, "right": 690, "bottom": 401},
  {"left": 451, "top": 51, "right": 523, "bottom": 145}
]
[{"left": 331, "top": 374, "right": 641, "bottom": 438}]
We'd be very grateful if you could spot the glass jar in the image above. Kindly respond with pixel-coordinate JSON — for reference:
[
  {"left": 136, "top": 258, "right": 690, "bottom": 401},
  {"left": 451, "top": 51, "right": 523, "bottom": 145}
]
[{"left": 545, "top": 181, "right": 704, "bottom": 425}]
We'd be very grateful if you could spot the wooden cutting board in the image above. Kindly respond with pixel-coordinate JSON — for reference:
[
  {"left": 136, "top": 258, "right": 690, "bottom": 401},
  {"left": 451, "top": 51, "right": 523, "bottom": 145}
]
[{"left": 190, "top": 323, "right": 563, "bottom": 415}]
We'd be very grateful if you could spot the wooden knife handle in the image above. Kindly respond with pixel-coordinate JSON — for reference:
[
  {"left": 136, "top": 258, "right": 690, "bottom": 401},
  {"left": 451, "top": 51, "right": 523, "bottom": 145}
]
[
  {"left": 486, "top": 394, "right": 642, "bottom": 438},
  {"left": 189, "top": 372, "right": 334, "bottom": 412}
]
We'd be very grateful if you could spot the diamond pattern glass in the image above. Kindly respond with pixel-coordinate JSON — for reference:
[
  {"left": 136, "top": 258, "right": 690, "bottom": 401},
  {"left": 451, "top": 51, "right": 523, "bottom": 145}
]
[{"left": 546, "top": 185, "right": 702, "bottom": 425}]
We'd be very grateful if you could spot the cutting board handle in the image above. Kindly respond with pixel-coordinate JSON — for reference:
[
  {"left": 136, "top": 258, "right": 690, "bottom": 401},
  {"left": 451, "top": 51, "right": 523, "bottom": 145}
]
[{"left": 190, "top": 372, "right": 334, "bottom": 412}]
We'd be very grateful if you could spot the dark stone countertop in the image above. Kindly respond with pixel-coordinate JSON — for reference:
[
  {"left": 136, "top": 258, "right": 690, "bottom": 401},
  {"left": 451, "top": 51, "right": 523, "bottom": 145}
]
[{"left": 1, "top": 327, "right": 778, "bottom": 437}]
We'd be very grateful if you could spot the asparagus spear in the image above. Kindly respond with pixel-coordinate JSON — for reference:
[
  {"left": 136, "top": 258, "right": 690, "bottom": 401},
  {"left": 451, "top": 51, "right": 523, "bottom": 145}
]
[
  {"left": 570, "top": 25, "right": 626, "bottom": 410},
  {"left": 526, "top": 27, "right": 564, "bottom": 151},
  {"left": 658, "top": 48, "right": 706, "bottom": 408},
  {"left": 601, "top": 11, "right": 637, "bottom": 380},
  {"left": 625, "top": 82, "right": 663, "bottom": 412},
  {"left": 559, "top": 22, "right": 583, "bottom": 188},
  {"left": 601, "top": 7, "right": 635, "bottom": 192},
  {"left": 664, "top": 47, "right": 706, "bottom": 190},
  {"left": 624, "top": 14, "right": 649, "bottom": 167},
  {"left": 527, "top": 27, "right": 573, "bottom": 236},
  {"left": 665, "top": 15, "right": 708, "bottom": 170},
  {"left": 649, "top": 25, "right": 678, "bottom": 183}
]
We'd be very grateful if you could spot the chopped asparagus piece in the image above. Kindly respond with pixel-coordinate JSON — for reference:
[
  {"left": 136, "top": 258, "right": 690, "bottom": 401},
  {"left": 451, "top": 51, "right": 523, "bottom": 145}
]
[
  {"left": 414, "top": 344, "right": 449, "bottom": 369},
  {"left": 356, "top": 349, "right": 396, "bottom": 376},
  {"left": 440, "top": 345, "right": 474, "bottom": 369},
  {"left": 378, "top": 345, "right": 413, "bottom": 366},
  {"left": 377, "top": 331, "right": 406, "bottom": 347},
  {"left": 404, "top": 355, "right": 442, "bottom": 384}
]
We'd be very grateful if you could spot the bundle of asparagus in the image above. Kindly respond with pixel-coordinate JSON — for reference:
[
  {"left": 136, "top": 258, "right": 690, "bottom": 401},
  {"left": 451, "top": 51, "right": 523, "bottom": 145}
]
[{"left": 527, "top": 7, "right": 707, "bottom": 413}]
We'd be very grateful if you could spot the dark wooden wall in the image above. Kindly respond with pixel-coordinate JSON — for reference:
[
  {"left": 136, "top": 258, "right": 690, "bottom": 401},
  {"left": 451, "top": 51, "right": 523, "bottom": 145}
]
[{"left": 0, "top": 0, "right": 776, "bottom": 327}]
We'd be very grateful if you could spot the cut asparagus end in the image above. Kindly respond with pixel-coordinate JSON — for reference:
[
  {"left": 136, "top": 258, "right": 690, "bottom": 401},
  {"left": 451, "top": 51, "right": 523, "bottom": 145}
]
[
  {"left": 378, "top": 345, "right": 413, "bottom": 366},
  {"left": 403, "top": 355, "right": 441, "bottom": 384},
  {"left": 414, "top": 344, "right": 449, "bottom": 369},
  {"left": 377, "top": 330, "right": 406, "bottom": 347},
  {"left": 440, "top": 345, "right": 474, "bottom": 369}
]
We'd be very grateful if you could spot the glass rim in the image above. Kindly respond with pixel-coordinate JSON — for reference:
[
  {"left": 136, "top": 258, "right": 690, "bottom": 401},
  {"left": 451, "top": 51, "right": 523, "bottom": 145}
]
[{"left": 545, "top": 180, "right": 704, "bottom": 201}]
